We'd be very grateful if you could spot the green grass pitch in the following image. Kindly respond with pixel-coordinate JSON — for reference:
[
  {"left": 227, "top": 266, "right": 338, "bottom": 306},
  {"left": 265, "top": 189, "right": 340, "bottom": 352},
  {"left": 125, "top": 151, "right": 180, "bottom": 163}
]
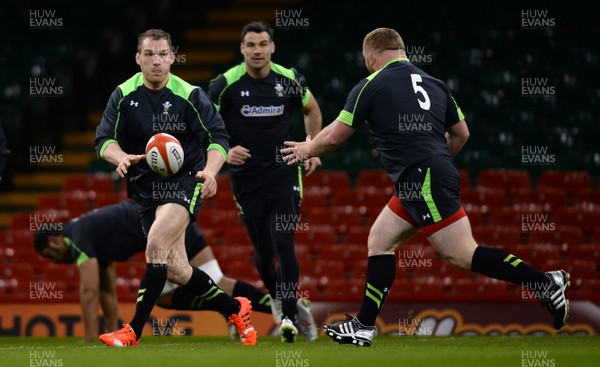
[{"left": 4, "top": 335, "right": 598, "bottom": 367}]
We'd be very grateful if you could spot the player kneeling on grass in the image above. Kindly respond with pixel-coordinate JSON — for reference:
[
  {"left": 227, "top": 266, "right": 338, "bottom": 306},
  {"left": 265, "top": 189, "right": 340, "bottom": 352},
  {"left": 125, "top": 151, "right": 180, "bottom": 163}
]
[
  {"left": 34, "top": 200, "right": 318, "bottom": 342},
  {"left": 282, "top": 28, "right": 569, "bottom": 347}
]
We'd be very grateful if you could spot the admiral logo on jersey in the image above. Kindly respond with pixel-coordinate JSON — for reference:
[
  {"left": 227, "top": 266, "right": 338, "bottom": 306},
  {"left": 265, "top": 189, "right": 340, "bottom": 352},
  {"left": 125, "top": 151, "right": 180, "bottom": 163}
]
[{"left": 241, "top": 104, "right": 285, "bottom": 117}]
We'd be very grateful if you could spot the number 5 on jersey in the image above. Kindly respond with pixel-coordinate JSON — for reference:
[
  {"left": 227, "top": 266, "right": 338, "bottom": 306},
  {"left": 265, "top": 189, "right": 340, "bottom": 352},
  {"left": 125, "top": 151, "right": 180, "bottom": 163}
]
[{"left": 410, "top": 74, "right": 431, "bottom": 110}]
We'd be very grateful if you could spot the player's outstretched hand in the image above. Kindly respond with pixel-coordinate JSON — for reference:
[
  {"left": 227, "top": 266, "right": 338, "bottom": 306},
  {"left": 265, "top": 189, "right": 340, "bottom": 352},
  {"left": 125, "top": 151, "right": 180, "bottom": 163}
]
[
  {"left": 196, "top": 171, "right": 217, "bottom": 199},
  {"left": 303, "top": 157, "right": 321, "bottom": 176},
  {"left": 282, "top": 135, "right": 311, "bottom": 166},
  {"left": 227, "top": 145, "right": 251, "bottom": 166},
  {"left": 116, "top": 154, "right": 146, "bottom": 178}
]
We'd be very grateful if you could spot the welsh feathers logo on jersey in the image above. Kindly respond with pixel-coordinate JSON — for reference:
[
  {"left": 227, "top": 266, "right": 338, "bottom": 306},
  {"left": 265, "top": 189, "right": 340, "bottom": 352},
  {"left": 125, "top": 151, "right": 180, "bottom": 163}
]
[
  {"left": 275, "top": 83, "right": 284, "bottom": 97},
  {"left": 240, "top": 105, "right": 284, "bottom": 117}
]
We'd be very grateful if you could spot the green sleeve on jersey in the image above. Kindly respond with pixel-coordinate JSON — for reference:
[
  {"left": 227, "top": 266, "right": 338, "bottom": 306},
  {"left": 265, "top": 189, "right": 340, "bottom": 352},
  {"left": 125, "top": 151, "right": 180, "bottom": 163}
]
[
  {"left": 301, "top": 88, "right": 311, "bottom": 107},
  {"left": 270, "top": 62, "right": 311, "bottom": 106},
  {"left": 451, "top": 96, "right": 465, "bottom": 121},
  {"left": 167, "top": 74, "right": 198, "bottom": 100},
  {"left": 337, "top": 110, "right": 354, "bottom": 127},
  {"left": 98, "top": 139, "right": 117, "bottom": 160},
  {"left": 212, "top": 63, "right": 247, "bottom": 110},
  {"left": 207, "top": 143, "right": 227, "bottom": 161},
  {"left": 270, "top": 62, "right": 296, "bottom": 80},
  {"left": 64, "top": 236, "right": 91, "bottom": 266},
  {"left": 223, "top": 63, "right": 247, "bottom": 85},
  {"left": 118, "top": 73, "right": 145, "bottom": 97}
]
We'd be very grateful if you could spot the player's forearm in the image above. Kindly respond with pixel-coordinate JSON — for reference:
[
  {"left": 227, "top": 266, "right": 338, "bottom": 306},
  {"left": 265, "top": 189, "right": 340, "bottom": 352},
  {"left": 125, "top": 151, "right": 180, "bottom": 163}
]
[
  {"left": 101, "top": 142, "right": 128, "bottom": 166},
  {"left": 303, "top": 108, "right": 322, "bottom": 138},
  {"left": 203, "top": 149, "right": 225, "bottom": 176},
  {"left": 306, "top": 123, "right": 341, "bottom": 158},
  {"left": 80, "top": 287, "right": 100, "bottom": 342},
  {"left": 445, "top": 132, "right": 469, "bottom": 158}
]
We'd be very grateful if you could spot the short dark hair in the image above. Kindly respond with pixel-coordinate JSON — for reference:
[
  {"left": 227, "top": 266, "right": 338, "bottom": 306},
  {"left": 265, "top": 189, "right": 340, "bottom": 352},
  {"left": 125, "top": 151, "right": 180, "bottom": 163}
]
[
  {"left": 363, "top": 28, "right": 405, "bottom": 52},
  {"left": 137, "top": 29, "right": 173, "bottom": 52},
  {"left": 241, "top": 21, "right": 274, "bottom": 42},
  {"left": 33, "top": 230, "right": 51, "bottom": 254}
]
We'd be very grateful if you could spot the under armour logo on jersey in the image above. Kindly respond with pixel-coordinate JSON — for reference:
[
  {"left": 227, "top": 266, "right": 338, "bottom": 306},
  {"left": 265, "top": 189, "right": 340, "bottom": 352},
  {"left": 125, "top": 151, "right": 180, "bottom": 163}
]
[
  {"left": 130, "top": 100, "right": 138, "bottom": 107},
  {"left": 241, "top": 91, "right": 249, "bottom": 97},
  {"left": 422, "top": 213, "right": 431, "bottom": 220},
  {"left": 293, "top": 186, "right": 300, "bottom": 192}
]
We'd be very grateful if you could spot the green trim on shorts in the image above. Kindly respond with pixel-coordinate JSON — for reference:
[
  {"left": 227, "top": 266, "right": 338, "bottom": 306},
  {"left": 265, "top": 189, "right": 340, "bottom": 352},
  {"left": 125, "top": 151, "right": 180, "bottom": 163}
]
[
  {"left": 422, "top": 167, "right": 442, "bottom": 222},
  {"left": 189, "top": 182, "right": 203, "bottom": 215},
  {"left": 297, "top": 165, "right": 303, "bottom": 199}
]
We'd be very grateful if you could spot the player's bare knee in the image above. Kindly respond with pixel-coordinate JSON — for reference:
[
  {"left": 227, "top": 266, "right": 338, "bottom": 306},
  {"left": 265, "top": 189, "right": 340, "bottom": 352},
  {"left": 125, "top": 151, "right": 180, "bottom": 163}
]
[
  {"left": 367, "top": 234, "right": 396, "bottom": 256},
  {"left": 447, "top": 255, "right": 471, "bottom": 270},
  {"left": 167, "top": 265, "right": 191, "bottom": 285},
  {"left": 145, "top": 236, "right": 169, "bottom": 263}
]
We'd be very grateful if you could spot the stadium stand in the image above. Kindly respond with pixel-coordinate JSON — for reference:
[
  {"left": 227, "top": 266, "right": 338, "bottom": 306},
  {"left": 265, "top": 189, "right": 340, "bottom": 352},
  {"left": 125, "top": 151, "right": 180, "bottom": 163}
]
[{"left": 0, "top": 1, "right": 598, "bottom": 304}]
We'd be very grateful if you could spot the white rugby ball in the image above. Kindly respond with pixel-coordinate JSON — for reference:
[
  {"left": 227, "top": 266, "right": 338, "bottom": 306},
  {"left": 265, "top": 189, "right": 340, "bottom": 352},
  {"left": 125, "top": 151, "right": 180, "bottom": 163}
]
[{"left": 145, "top": 133, "right": 184, "bottom": 176}]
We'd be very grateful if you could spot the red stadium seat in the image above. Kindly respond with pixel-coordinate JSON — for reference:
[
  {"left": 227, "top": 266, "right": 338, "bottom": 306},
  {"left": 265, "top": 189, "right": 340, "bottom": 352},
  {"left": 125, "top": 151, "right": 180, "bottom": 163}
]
[
  {"left": 578, "top": 279, "right": 600, "bottom": 300},
  {"left": 543, "top": 259, "right": 597, "bottom": 280},
  {"left": 301, "top": 259, "right": 345, "bottom": 280},
  {"left": 472, "top": 226, "right": 522, "bottom": 245},
  {"left": 63, "top": 173, "right": 116, "bottom": 195},
  {"left": 573, "top": 187, "right": 600, "bottom": 207},
  {"left": 528, "top": 226, "right": 583, "bottom": 245},
  {"left": 568, "top": 244, "right": 600, "bottom": 262},
  {"left": 343, "top": 226, "right": 370, "bottom": 245},
  {"left": 295, "top": 225, "right": 338, "bottom": 246},
  {"left": 459, "top": 169, "right": 471, "bottom": 189},
  {"left": 356, "top": 170, "right": 392, "bottom": 190},
  {"left": 489, "top": 206, "right": 544, "bottom": 227},
  {"left": 537, "top": 170, "right": 591, "bottom": 196},
  {"left": 222, "top": 228, "right": 253, "bottom": 247},
  {"left": 326, "top": 279, "right": 364, "bottom": 301},
  {"left": 41, "top": 264, "right": 79, "bottom": 282},
  {"left": 461, "top": 187, "right": 507, "bottom": 208},
  {"left": 513, "top": 188, "right": 567, "bottom": 211},
  {"left": 302, "top": 171, "right": 350, "bottom": 191},
  {"left": 552, "top": 207, "right": 600, "bottom": 237},
  {"left": 478, "top": 169, "right": 532, "bottom": 194},
  {"left": 2, "top": 263, "right": 37, "bottom": 283},
  {"left": 509, "top": 244, "right": 560, "bottom": 263},
  {"left": 301, "top": 190, "right": 330, "bottom": 208}
]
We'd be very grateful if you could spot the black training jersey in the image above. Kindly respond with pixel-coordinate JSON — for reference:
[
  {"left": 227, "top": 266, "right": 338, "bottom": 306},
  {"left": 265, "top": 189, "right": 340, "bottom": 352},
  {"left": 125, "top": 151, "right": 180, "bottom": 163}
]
[
  {"left": 63, "top": 200, "right": 208, "bottom": 266},
  {"left": 63, "top": 201, "right": 144, "bottom": 266},
  {"left": 95, "top": 73, "right": 229, "bottom": 206},
  {"left": 208, "top": 62, "right": 310, "bottom": 178},
  {"left": 338, "top": 58, "right": 464, "bottom": 184}
]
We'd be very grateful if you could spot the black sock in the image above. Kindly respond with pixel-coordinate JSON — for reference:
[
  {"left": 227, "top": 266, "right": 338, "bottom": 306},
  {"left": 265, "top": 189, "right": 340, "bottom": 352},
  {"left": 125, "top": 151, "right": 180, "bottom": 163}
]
[
  {"left": 182, "top": 267, "right": 239, "bottom": 317},
  {"left": 471, "top": 246, "right": 551, "bottom": 290},
  {"left": 356, "top": 255, "right": 396, "bottom": 327},
  {"left": 232, "top": 281, "right": 272, "bottom": 313},
  {"left": 130, "top": 263, "right": 168, "bottom": 339},
  {"left": 168, "top": 286, "right": 212, "bottom": 310}
]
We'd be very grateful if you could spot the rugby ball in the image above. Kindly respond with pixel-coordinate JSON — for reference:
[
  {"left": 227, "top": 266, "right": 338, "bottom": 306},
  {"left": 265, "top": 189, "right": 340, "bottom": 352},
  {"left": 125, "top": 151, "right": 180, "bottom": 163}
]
[{"left": 145, "top": 133, "right": 184, "bottom": 176}]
